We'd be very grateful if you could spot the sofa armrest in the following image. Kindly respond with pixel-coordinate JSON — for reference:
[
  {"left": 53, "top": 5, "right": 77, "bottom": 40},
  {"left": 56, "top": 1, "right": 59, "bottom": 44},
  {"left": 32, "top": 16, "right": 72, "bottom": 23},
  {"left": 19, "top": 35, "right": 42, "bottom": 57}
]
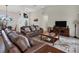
[{"left": 25, "top": 40, "right": 45, "bottom": 53}]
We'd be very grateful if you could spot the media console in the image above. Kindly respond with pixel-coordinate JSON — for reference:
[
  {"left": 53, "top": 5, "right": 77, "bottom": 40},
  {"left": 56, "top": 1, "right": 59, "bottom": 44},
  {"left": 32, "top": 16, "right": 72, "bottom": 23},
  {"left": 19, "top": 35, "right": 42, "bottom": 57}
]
[{"left": 53, "top": 26, "right": 69, "bottom": 37}]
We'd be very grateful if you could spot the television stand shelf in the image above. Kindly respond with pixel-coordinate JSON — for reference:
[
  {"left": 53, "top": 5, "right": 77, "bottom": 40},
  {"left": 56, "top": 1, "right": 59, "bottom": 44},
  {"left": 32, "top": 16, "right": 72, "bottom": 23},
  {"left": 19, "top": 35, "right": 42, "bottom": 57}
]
[{"left": 53, "top": 26, "right": 69, "bottom": 37}]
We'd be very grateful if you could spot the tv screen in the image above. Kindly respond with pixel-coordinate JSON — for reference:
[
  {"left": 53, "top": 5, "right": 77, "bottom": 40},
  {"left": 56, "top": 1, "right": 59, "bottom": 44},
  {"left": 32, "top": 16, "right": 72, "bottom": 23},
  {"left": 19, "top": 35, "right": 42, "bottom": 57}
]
[{"left": 55, "top": 21, "right": 67, "bottom": 27}]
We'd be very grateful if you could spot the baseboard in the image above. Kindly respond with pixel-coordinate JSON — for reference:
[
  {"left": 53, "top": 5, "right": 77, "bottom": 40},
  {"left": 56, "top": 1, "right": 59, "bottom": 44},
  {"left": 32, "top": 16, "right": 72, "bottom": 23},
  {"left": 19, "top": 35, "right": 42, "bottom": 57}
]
[{"left": 69, "top": 36, "right": 79, "bottom": 39}]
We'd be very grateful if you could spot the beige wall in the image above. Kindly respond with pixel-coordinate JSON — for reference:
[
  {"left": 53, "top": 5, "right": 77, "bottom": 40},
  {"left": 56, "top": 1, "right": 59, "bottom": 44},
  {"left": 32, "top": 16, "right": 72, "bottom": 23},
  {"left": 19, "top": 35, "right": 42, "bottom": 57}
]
[{"left": 29, "top": 6, "right": 79, "bottom": 37}]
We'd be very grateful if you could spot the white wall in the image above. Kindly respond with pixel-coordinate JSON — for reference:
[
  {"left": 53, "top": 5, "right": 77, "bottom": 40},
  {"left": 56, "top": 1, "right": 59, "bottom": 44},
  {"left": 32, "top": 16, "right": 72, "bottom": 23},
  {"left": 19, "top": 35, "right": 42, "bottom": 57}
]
[
  {"left": 17, "top": 12, "right": 29, "bottom": 32},
  {"left": 29, "top": 6, "right": 79, "bottom": 37},
  {"left": 29, "top": 9, "right": 49, "bottom": 31}
]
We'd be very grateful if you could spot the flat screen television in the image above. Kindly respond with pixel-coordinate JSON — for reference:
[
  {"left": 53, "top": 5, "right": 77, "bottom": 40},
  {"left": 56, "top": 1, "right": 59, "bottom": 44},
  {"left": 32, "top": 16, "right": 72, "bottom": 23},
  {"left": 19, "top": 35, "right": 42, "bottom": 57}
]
[{"left": 55, "top": 21, "right": 67, "bottom": 27}]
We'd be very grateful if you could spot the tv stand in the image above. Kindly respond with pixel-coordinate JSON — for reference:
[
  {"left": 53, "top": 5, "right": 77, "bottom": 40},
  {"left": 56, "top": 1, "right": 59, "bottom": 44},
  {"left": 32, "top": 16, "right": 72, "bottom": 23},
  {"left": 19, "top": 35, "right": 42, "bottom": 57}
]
[{"left": 53, "top": 26, "right": 69, "bottom": 37}]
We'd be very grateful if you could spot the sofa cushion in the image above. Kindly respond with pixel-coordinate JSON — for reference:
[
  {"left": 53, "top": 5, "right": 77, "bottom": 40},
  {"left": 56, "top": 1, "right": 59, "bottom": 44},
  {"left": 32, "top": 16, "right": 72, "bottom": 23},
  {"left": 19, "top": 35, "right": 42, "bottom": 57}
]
[
  {"left": 25, "top": 40, "right": 44, "bottom": 53},
  {"left": 25, "top": 27, "right": 31, "bottom": 32},
  {"left": 5, "top": 28, "right": 12, "bottom": 34},
  {"left": 35, "top": 25, "right": 40, "bottom": 30},
  {"left": 18, "top": 35, "right": 31, "bottom": 47},
  {"left": 8, "top": 31, "right": 19, "bottom": 42},
  {"left": 30, "top": 25, "right": 36, "bottom": 31},
  {"left": 15, "top": 37, "right": 28, "bottom": 52}
]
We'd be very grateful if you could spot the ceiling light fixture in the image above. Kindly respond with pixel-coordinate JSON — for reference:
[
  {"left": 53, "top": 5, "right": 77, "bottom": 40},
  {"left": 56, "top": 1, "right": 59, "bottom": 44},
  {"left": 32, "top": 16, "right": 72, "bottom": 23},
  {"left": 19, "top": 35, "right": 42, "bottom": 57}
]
[{"left": 5, "top": 5, "right": 8, "bottom": 18}]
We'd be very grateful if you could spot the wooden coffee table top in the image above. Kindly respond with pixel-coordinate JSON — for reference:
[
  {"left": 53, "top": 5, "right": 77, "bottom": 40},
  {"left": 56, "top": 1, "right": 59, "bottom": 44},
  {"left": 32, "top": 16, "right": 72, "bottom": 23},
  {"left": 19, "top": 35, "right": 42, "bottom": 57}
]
[
  {"left": 35, "top": 44, "right": 65, "bottom": 53},
  {"left": 40, "top": 32, "right": 59, "bottom": 44},
  {"left": 42, "top": 31, "right": 55, "bottom": 35},
  {"left": 41, "top": 31, "right": 59, "bottom": 38}
]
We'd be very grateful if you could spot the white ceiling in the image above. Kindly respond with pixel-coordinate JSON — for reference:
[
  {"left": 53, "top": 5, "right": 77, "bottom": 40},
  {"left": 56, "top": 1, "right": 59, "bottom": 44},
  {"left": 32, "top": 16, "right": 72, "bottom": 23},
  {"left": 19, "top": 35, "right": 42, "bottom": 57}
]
[
  {"left": 0, "top": 5, "right": 47, "bottom": 13},
  {"left": 1, "top": 5, "right": 79, "bottom": 13}
]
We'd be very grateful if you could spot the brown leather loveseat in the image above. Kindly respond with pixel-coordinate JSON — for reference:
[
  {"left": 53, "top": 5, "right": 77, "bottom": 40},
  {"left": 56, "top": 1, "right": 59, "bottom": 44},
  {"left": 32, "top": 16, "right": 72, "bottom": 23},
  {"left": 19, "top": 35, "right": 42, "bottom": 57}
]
[{"left": 20, "top": 25, "right": 43, "bottom": 37}]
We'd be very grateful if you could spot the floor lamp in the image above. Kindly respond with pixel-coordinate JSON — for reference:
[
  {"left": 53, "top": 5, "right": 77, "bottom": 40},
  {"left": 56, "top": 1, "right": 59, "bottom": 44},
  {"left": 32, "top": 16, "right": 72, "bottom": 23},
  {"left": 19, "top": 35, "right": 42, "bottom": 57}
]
[
  {"left": 74, "top": 20, "right": 79, "bottom": 38},
  {"left": 73, "top": 20, "right": 79, "bottom": 53},
  {"left": 74, "top": 24, "right": 77, "bottom": 38}
]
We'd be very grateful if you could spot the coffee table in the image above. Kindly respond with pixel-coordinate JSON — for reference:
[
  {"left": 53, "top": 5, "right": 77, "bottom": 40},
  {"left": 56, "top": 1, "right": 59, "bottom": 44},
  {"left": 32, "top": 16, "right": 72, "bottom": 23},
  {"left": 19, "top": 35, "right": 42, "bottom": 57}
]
[{"left": 40, "top": 32, "right": 59, "bottom": 45}]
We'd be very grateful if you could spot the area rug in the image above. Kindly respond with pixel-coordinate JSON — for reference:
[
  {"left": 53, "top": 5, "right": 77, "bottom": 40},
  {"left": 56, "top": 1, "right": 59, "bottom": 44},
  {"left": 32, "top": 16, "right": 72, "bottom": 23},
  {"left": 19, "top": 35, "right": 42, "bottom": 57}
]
[{"left": 54, "top": 36, "right": 79, "bottom": 53}]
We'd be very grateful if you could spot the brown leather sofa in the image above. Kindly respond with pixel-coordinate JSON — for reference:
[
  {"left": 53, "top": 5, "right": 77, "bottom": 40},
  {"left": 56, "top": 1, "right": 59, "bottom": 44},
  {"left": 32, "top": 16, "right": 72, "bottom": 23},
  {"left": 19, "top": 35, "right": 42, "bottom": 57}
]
[
  {"left": 4, "top": 28, "right": 44, "bottom": 53},
  {"left": 20, "top": 25, "right": 43, "bottom": 37}
]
